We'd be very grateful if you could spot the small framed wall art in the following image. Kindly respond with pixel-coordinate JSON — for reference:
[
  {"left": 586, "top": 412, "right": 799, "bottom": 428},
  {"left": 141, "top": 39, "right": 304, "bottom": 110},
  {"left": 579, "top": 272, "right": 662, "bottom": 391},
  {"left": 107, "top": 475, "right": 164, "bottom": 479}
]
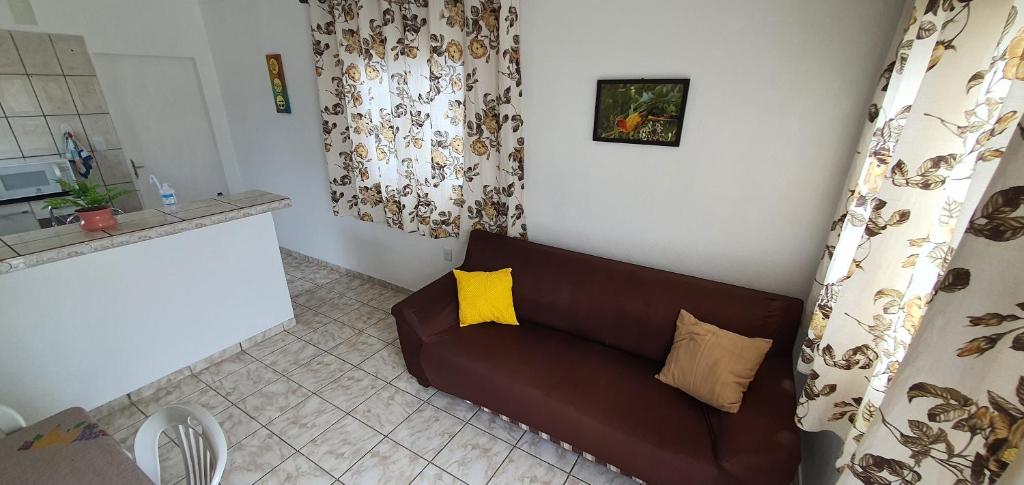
[
  {"left": 592, "top": 78, "right": 690, "bottom": 146},
  {"left": 265, "top": 53, "right": 292, "bottom": 114}
]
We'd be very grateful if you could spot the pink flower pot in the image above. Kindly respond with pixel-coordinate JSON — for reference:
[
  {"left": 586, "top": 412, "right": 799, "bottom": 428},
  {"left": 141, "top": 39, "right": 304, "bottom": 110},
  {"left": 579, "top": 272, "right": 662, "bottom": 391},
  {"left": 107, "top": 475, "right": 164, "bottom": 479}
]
[{"left": 77, "top": 207, "right": 117, "bottom": 232}]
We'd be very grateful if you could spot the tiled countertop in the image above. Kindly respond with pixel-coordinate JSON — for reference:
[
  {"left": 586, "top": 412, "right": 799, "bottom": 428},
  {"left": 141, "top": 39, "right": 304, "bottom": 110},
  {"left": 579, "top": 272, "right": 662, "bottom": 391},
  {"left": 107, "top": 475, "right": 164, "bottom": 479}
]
[{"left": 0, "top": 190, "right": 291, "bottom": 274}]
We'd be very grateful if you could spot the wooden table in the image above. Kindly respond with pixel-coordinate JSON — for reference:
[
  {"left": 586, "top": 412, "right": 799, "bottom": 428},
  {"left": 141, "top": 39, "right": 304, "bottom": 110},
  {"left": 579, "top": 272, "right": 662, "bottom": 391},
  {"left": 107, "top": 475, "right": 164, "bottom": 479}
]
[{"left": 0, "top": 407, "right": 152, "bottom": 484}]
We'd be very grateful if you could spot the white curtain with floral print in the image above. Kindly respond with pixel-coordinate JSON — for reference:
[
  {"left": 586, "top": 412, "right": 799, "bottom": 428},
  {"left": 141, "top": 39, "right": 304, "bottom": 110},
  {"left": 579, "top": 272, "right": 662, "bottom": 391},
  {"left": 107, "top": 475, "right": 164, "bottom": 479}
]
[
  {"left": 796, "top": 0, "right": 1024, "bottom": 482},
  {"left": 309, "top": 0, "right": 526, "bottom": 239}
]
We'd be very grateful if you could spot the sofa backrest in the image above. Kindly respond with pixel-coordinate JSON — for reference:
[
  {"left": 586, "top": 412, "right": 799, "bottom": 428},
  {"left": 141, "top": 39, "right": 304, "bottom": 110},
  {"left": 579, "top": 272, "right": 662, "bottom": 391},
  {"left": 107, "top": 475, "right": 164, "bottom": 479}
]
[{"left": 460, "top": 230, "right": 803, "bottom": 362}]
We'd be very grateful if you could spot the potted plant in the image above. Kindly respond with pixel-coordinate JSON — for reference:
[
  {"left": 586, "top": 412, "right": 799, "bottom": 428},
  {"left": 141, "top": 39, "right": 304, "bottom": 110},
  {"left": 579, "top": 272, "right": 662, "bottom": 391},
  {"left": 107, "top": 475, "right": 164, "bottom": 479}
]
[{"left": 44, "top": 179, "right": 130, "bottom": 231}]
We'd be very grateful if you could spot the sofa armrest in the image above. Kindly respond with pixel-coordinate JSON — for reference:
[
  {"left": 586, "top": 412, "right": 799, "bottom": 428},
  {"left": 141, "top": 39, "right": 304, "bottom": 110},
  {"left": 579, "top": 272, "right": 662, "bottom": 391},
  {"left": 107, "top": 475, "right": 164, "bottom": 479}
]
[
  {"left": 707, "top": 356, "right": 801, "bottom": 485},
  {"left": 391, "top": 272, "right": 459, "bottom": 384},
  {"left": 392, "top": 272, "right": 459, "bottom": 341}
]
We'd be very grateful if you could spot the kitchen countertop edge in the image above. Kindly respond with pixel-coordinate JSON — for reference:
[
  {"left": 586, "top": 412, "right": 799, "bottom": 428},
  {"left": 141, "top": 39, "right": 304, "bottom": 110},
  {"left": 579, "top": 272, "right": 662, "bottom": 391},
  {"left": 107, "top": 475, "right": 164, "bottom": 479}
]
[{"left": 0, "top": 192, "right": 291, "bottom": 275}]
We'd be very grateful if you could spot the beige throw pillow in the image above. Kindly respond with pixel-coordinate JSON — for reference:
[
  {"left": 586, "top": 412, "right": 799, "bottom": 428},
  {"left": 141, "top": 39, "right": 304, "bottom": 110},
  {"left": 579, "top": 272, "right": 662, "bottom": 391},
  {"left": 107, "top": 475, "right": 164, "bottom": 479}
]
[{"left": 655, "top": 309, "right": 772, "bottom": 413}]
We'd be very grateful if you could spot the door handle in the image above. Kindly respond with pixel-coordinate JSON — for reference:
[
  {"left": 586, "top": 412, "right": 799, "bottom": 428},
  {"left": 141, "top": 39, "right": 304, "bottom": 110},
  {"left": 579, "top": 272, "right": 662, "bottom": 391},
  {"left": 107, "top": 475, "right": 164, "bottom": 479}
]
[{"left": 130, "top": 159, "right": 145, "bottom": 179}]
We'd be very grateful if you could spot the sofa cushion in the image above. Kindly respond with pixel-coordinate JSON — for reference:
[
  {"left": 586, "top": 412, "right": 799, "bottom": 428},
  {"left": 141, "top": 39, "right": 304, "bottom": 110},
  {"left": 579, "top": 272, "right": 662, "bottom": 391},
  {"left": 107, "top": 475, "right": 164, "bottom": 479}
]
[
  {"left": 452, "top": 268, "right": 519, "bottom": 326},
  {"left": 656, "top": 309, "right": 772, "bottom": 413},
  {"left": 421, "top": 321, "right": 720, "bottom": 484},
  {"left": 461, "top": 230, "right": 803, "bottom": 362}
]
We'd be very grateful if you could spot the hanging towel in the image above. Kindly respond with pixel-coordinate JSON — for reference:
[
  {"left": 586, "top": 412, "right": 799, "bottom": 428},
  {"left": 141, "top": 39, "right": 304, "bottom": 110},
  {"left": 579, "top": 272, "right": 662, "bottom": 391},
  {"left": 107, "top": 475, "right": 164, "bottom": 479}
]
[{"left": 64, "top": 131, "right": 93, "bottom": 178}]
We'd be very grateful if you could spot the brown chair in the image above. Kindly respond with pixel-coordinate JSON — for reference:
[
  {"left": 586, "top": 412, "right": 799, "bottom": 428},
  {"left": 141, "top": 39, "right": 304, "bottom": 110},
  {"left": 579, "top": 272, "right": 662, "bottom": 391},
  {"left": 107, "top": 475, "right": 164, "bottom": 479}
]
[{"left": 393, "top": 230, "right": 802, "bottom": 485}]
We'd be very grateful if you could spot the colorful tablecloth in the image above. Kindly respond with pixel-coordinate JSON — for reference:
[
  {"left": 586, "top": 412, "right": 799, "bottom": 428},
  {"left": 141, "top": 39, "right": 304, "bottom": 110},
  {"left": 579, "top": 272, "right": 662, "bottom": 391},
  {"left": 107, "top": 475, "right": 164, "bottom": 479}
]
[{"left": 0, "top": 407, "right": 152, "bottom": 484}]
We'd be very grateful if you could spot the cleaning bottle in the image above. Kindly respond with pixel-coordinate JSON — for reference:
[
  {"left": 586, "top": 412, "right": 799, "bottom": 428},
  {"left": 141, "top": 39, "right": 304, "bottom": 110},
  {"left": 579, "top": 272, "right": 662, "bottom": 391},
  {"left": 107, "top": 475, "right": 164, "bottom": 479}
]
[
  {"left": 149, "top": 175, "right": 177, "bottom": 210},
  {"left": 159, "top": 183, "right": 177, "bottom": 210}
]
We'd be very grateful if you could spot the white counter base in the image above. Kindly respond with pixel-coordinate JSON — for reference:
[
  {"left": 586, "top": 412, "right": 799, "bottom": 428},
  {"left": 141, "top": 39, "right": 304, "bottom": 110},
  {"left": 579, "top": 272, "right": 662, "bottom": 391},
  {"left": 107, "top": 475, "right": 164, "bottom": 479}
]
[{"left": 0, "top": 212, "right": 293, "bottom": 423}]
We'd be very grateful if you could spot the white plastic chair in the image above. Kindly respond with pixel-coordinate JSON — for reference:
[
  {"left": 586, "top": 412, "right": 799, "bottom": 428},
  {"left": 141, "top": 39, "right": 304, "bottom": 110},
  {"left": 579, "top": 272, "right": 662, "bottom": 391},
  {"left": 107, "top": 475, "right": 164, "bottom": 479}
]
[
  {"left": 133, "top": 403, "right": 227, "bottom": 485},
  {"left": 0, "top": 404, "right": 26, "bottom": 437}
]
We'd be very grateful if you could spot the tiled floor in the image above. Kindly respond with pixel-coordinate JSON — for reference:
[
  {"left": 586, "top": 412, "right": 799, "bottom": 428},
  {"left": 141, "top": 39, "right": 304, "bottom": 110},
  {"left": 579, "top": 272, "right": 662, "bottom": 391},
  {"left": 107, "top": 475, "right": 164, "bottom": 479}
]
[{"left": 91, "top": 250, "right": 636, "bottom": 485}]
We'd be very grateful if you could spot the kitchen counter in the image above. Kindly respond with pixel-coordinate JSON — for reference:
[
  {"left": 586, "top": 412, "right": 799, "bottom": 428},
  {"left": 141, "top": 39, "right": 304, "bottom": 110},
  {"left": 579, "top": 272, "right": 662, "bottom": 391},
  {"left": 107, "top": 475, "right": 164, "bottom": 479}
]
[
  {"left": 0, "top": 190, "right": 290, "bottom": 274},
  {"left": 0, "top": 189, "right": 294, "bottom": 422}
]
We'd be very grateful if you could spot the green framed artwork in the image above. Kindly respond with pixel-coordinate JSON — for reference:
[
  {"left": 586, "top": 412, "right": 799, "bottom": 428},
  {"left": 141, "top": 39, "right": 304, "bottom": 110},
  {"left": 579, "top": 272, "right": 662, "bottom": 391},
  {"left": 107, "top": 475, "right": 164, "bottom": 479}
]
[
  {"left": 266, "top": 53, "right": 291, "bottom": 114},
  {"left": 592, "top": 79, "right": 690, "bottom": 146}
]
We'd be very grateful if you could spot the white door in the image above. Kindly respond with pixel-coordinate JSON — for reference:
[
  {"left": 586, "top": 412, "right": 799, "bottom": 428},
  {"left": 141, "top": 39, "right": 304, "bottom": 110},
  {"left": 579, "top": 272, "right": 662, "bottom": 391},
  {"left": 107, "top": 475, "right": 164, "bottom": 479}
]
[{"left": 92, "top": 54, "right": 228, "bottom": 208}]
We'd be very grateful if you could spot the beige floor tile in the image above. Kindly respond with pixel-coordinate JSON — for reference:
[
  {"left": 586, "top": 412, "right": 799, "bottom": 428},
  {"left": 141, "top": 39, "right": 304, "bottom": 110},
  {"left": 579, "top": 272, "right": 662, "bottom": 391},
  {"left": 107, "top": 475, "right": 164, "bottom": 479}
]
[
  {"left": 328, "top": 332, "right": 387, "bottom": 365},
  {"left": 243, "top": 331, "right": 297, "bottom": 359},
  {"left": 293, "top": 303, "right": 313, "bottom": 317},
  {"left": 287, "top": 277, "right": 316, "bottom": 298},
  {"left": 427, "top": 391, "right": 479, "bottom": 421},
  {"left": 411, "top": 464, "right": 462, "bottom": 485},
  {"left": 570, "top": 458, "right": 636, "bottom": 485},
  {"left": 288, "top": 352, "right": 354, "bottom": 391},
  {"left": 390, "top": 370, "right": 436, "bottom": 400},
  {"left": 490, "top": 448, "right": 568, "bottom": 485},
  {"left": 176, "top": 386, "right": 231, "bottom": 415},
  {"left": 335, "top": 303, "right": 389, "bottom": 330},
  {"left": 238, "top": 378, "right": 311, "bottom": 424},
  {"left": 316, "top": 368, "right": 386, "bottom": 412},
  {"left": 267, "top": 395, "right": 344, "bottom": 449},
  {"left": 259, "top": 340, "right": 323, "bottom": 374},
  {"left": 95, "top": 401, "right": 145, "bottom": 434},
  {"left": 214, "top": 406, "right": 262, "bottom": 448},
  {"left": 134, "top": 375, "right": 206, "bottom": 415},
  {"left": 292, "top": 286, "right": 339, "bottom": 309},
  {"left": 366, "top": 289, "right": 409, "bottom": 311},
  {"left": 389, "top": 403, "right": 463, "bottom": 460},
  {"left": 358, "top": 345, "right": 406, "bottom": 381},
  {"left": 433, "top": 425, "right": 512, "bottom": 485},
  {"left": 324, "top": 275, "right": 367, "bottom": 294},
  {"left": 256, "top": 453, "right": 334, "bottom": 485},
  {"left": 363, "top": 316, "right": 400, "bottom": 342},
  {"left": 221, "top": 428, "right": 293, "bottom": 485},
  {"left": 340, "top": 438, "right": 427, "bottom": 485},
  {"left": 288, "top": 311, "right": 336, "bottom": 338},
  {"left": 316, "top": 296, "right": 363, "bottom": 320},
  {"left": 302, "top": 322, "right": 358, "bottom": 350},
  {"left": 344, "top": 281, "right": 390, "bottom": 303},
  {"left": 516, "top": 432, "right": 579, "bottom": 472},
  {"left": 302, "top": 265, "right": 344, "bottom": 285},
  {"left": 350, "top": 384, "right": 421, "bottom": 434},
  {"left": 195, "top": 351, "right": 256, "bottom": 384},
  {"left": 469, "top": 410, "right": 525, "bottom": 444},
  {"left": 300, "top": 415, "right": 383, "bottom": 478},
  {"left": 209, "top": 362, "right": 281, "bottom": 402}
]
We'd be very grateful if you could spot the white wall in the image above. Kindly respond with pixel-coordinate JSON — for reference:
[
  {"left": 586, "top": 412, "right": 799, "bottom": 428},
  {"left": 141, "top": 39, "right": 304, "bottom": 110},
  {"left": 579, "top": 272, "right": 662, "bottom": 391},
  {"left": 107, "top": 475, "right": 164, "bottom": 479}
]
[
  {"left": 0, "top": 0, "right": 244, "bottom": 193},
  {"left": 0, "top": 214, "right": 293, "bottom": 423},
  {"left": 522, "top": 0, "right": 904, "bottom": 298},
  {"left": 197, "top": 0, "right": 903, "bottom": 298},
  {"left": 198, "top": 0, "right": 460, "bottom": 291}
]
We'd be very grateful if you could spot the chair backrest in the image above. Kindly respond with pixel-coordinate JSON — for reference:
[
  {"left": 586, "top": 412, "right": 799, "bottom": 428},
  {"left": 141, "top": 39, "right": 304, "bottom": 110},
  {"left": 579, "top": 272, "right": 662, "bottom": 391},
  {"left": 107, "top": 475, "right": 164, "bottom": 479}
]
[
  {"left": 0, "top": 404, "right": 26, "bottom": 438},
  {"left": 133, "top": 403, "right": 227, "bottom": 485}
]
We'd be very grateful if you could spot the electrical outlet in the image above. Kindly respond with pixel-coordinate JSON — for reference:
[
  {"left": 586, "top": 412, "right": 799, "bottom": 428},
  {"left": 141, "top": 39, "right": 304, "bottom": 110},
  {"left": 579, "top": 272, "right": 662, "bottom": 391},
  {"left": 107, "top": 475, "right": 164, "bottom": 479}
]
[{"left": 443, "top": 247, "right": 453, "bottom": 262}]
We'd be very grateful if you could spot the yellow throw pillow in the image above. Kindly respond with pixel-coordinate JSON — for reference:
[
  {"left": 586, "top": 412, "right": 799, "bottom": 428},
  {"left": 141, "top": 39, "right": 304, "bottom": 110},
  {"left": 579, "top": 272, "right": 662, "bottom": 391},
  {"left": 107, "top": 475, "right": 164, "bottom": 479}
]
[
  {"left": 452, "top": 268, "right": 519, "bottom": 327},
  {"left": 655, "top": 309, "right": 772, "bottom": 413}
]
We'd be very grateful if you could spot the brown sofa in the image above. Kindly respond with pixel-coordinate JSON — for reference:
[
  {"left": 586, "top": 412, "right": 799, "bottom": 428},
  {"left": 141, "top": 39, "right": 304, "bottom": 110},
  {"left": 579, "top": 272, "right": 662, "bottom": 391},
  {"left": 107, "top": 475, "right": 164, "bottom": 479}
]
[{"left": 393, "top": 230, "right": 802, "bottom": 485}]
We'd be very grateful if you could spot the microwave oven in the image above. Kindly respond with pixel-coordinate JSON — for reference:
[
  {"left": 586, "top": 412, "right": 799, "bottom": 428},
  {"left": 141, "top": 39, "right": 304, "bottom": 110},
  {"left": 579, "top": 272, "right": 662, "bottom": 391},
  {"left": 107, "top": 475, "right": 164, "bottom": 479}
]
[{"left": 0, "top": 159, "right": 75, "bottom": 203}]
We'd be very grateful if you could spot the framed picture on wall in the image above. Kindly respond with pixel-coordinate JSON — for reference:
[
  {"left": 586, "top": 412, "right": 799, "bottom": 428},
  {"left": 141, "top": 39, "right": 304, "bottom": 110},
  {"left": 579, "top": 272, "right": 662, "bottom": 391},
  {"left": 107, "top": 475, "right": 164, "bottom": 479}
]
[{"left": 592, "top": 79, "right": 690, "bottom": 146}]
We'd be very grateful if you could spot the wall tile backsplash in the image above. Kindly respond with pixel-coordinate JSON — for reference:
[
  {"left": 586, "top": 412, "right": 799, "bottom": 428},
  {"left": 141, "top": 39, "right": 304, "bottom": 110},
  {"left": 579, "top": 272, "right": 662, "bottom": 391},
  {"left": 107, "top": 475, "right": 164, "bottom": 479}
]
[
  {"left": 32, "top": 75, "right": 76, "bottom": 115},
  {"left": 10, "top": 31, "right": 60, "bottom": 75},
  {"left": 66, "top": 76, "right": 106, "bottom": 113},
  {"left": 0, "top": 30, "right": 140, "bottom": 213},
  {"left": 10, "top": 117, "right": 56, "bottom": 156}
]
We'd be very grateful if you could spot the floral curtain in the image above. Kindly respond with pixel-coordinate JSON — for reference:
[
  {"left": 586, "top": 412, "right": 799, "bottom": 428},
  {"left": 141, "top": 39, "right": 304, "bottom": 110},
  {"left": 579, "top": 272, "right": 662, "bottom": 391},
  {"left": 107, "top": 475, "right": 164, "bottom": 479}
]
[
  {"left": 796, "top": 0, "right": 1024, "bottom": 480},
  {"left": 308, "top": 0, "right": 526, "bottom": 239},
  {"left": 844, "top": 123, "right": 1024, "bottom": 485}
]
